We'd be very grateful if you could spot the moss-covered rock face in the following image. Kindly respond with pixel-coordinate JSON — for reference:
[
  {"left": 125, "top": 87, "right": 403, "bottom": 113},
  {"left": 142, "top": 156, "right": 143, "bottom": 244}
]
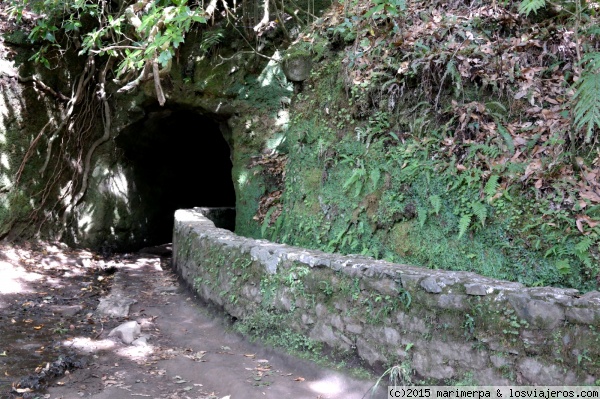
[
  {"left": 254, "top": 2, "right": 600, "bottom": 293},
  {"left": 0, "top": 21, "right": 292, "bottom": 250},
  {"left": 281, "top": 51, "right": 312, "bottom": 82}
]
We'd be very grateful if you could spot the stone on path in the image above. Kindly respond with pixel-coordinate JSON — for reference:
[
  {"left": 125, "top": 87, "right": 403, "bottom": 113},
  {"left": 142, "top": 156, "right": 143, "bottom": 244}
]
[
  {"left": 108, "top": 321, "right": 141, "bottom": 345},
  {"left": 96, "top": 294, "right": 137, "bottom": 318}
]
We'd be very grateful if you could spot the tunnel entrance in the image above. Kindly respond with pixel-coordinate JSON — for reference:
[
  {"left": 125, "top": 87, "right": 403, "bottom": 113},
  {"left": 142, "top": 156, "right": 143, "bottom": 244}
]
[{"left": 116, "top": 108, "right": 236, "bottom": 248}]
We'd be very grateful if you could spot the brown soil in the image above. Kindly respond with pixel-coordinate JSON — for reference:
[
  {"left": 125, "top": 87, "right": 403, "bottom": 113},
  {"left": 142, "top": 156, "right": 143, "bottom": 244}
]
[{"left": 0, "top": 241, "right": 382, "bottom": 399}]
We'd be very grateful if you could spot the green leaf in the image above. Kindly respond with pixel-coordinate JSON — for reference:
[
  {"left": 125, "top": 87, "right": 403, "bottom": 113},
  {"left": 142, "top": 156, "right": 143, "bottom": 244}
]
[
  {"left": 471, "top": 201, "right": 487, "bottom": 227},
  {"left": 418, "top": 206, "right": 428, "bottom": 227},
  {"left": 157, "top": 49, "right": 173, "bottom": 67},
  {"left": 458, "top": 214, "right": 472, "bottom": 239},
  {"left": 429, "top": 195, "right": 442, "bottom": 215},
  {"left": 573, "top": 68, "right": 600, "bottom": 143},
  {"left": 518, "top": 0, "right": 546, "bottom": 16},
  {"left": 261, "top": 207, "right": 276, "bottom": 237},
  {"left": 484, "top": 175, "right": 500, "bottom": 197},
  {"left": 555, "top": 259, "right": 571, "bottom": 276},
  {"left": 364, "top": 4, "right": 385, "bottom": 18},
  {"left": 370, "top": 167, "right": 381, "bottom": 190},
  {"left": 575, "top": 237, "right": 593, "bottom": 254}
]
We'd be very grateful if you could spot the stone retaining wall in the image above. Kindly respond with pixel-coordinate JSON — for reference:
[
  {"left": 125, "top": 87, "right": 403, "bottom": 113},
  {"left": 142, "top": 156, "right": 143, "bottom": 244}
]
[{"left": 173, "top": 208, "right": 600, "bottom": 385}]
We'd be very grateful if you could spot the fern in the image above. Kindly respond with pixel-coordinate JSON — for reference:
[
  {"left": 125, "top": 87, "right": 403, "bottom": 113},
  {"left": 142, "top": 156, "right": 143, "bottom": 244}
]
[
  {"left": 429, "top": 195, "right": 442, "bottom": 215},
  {"left": 574, "top": 237, "right": 594, "bottom": 267},
  {"left": 484, "top": 175, "right": 500, "bottom": 197},
  {"left": 343, "top": 167, "right": 366, "bottom": 197},
  {"left": 458, "top": 214, "right": 472, "bottom": 239},
  {"left": 575, "top": 236, "right": 593, "bottom": 254},
  {"left": 496, "top": 123, "right": 515, "bottom": 154},
  {"left": 199, "top": 29, "right": 224, "bottom": 55},
  {"left": 418, "top": 206, "right": 428, "bottom": 227},
  {"left": 471, "top": 201, "right": 487, "bottom": 227},
  {"left": 446, "top": 60, "right": 463, "bottom": 97},
  {"left": 370, "top": 167, "right": 381, "bottom": 190},
  {"left": 518, "top": 0, "right": 546, "bottom": 16},
  {"left": 573, "top": 65, "right": 600, "bottom": 143},
  {"left": 555, "top": 259, "right": 571, "bottom": 276},
  {"left": 261, "top": 207, "right": 276, "bottom": 237}
]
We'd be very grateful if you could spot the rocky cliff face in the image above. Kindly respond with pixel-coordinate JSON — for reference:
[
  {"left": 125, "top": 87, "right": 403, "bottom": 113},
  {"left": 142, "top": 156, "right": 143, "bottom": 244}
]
[{"left": 0, "top": 19, "right": 291, "bottom": 251}]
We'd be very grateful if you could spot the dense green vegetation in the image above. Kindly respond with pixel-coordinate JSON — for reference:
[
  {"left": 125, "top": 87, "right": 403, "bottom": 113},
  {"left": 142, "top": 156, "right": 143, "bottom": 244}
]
[{"left": 257, "top": 0, "right": 600, "bottom": 292}]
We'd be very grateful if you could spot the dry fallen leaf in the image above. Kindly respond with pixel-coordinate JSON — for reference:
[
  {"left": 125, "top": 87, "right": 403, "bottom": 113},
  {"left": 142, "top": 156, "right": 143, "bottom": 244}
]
[
  {"left": 576, "top": 214, "right": 600, "bottom": 233},
  {"left": 580, "top": 190, "right": 600, "bottom": 203},
  {"left": 294, "top": 377, "right": 305, "bottom": 382}
]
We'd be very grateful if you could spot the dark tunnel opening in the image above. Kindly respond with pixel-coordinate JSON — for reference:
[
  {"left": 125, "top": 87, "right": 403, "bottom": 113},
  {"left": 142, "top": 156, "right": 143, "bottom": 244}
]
[{"left": 116, "top": 108, "right": 236, "bottom": 249}]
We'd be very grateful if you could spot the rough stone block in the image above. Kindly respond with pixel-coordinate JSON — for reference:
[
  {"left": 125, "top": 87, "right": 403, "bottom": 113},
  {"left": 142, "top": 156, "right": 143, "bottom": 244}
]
[
  {"left": 396, "top": 312, "right": 428, "bottom": 333},
  {"left": 465, "top": 283, "right": 494, "bottom": 296},
  {"left": 301, "top": 314, "right": 315, "bottom": 325},
  {"left": 566, "top": 307, "right": 600, "bottom": 325},
  {"left": 412, "top": 351, "right": 455, "bottom": 380},
  {"left": 356, "top": 337, "right": 387, "bottom": 367},
  {"left": 315, "top": 303, "right": 327, "bottom": 318},
  {"left": 508, "top": 294, "right": 565, "bottom": 329},
  {"left": 383, "top": 327, "right": 400, "bottom": 346},
  {"left": 346, "top": 323, "right": 363, "bottom": 334},
  {"left": 490, "top": 354, "right": 511, "bottom": 368},
  {"left": 310, "top": 323, "right": 348, "bottom": 349},
  {"left": 437, "top": 294, "right": 468, "bottom": 310},
  {"left": 331, "top": 314, "right": 345, "bottom": 331},
  {"left": 420, "top": 276, "right": 443, "bottom": 293},
  {"left": 518, "top": 358, "right": 579, "bottom": 385},
  {"left": 364, "top": 278, "right": 399, "bottom": 296},
  {"left": 399, "top": 274, "right": 422, "bottom": 290}
]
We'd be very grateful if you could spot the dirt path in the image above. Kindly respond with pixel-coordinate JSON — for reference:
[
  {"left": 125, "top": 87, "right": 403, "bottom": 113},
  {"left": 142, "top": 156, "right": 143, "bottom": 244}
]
[{"left": 0, "top": 242, "right": 382, "bottom": 399}]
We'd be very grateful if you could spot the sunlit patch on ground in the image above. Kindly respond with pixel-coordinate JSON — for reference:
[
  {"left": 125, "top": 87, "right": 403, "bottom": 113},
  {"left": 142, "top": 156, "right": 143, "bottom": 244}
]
[
  {"left": 64, "top": 337, "right": 155, "bottom": 362},
  {"left": 63, "top": 337, "right": 117, "bottom": 353},
  {"left": 0, "top": 241, "right": 114, "bottom": 395},
  {"left": 308, "top": 375, "right": 345, "bottom": 396},
  {"left": 0, "top": 261, "right": 43, "bottom": 294}
]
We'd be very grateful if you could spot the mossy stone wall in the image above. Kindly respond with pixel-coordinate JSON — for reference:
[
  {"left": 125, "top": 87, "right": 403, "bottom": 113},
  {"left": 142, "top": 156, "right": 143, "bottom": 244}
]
[{"left": 174, "top": 207, "right": 600, "bottom": 385}]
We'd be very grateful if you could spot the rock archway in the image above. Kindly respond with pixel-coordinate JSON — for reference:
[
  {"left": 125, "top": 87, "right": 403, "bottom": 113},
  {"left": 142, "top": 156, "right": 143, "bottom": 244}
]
[{"left": 114, "top": 108, "right": 236, "bottom": 249}]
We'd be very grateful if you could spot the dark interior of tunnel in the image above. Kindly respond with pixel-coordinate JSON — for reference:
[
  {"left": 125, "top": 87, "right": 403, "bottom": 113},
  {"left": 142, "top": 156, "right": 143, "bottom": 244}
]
[{"left": 116, "top": 108, "right": 236, "bottom": 248}]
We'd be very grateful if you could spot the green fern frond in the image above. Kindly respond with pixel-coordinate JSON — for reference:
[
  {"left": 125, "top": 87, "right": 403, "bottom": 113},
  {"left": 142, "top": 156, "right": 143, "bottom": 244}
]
[
  {"left": 446, "top": 60, "right": 463, "bottom": 97},
  {"left": 575, "top": 236, "right": 593, "bottom": 254},
  {"left": 370, "top": 168, "right": 381, "bottom": 190},
  {"left": 418, "top": 206, "right": 428, "bottom": 227},
  {"left": 574, "top": 237, "right": 594, "bottom": 266},
  {"left": 199, "top": 29, "right": 224, "bottom": 54},
  {"left": 573, "top": 69, "right": 600, "bottom": 143},
  {"left": 429, "top": 195, "right": 442, "bottom": 215},
  {"left": 471, "top": 201, "right": 487, "bottom": 227},
  {"left": 261, "top": 207, "right": 276, "bottom": 237},
  {"left": 496, "top": 123, "right": 515, "bottom": 154},
  {"left": 484, "top": 175, "right": 500, "bottom": 197},
  {"left": 518, "top": 0, "right": 546, "bottom": 15},
  {"left": 458, "top": 214, "right": 472, "bottom": 239}
]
